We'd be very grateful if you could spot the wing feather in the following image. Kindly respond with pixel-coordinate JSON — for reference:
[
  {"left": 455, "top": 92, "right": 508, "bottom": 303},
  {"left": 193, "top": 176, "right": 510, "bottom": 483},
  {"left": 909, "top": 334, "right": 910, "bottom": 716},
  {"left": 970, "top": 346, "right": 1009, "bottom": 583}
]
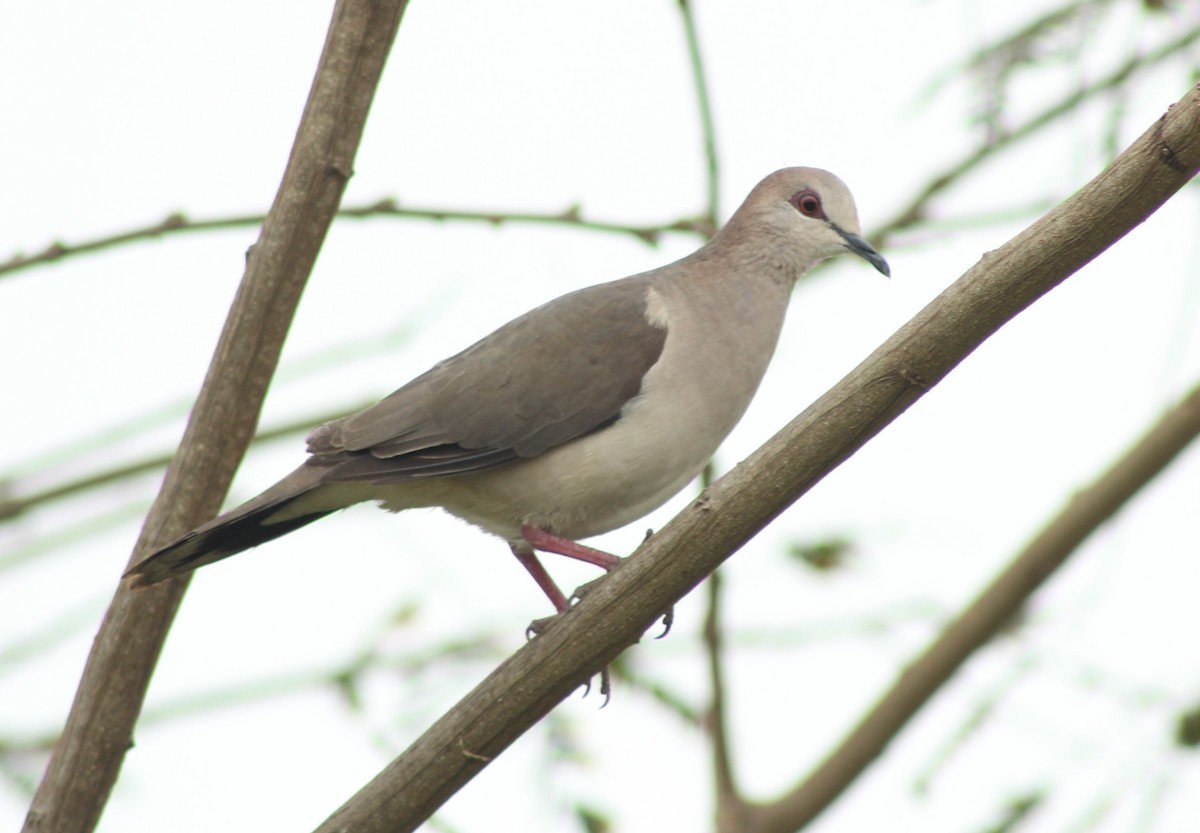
[{"left": 308, "top": 275, "right": 667, "bottom": 483}]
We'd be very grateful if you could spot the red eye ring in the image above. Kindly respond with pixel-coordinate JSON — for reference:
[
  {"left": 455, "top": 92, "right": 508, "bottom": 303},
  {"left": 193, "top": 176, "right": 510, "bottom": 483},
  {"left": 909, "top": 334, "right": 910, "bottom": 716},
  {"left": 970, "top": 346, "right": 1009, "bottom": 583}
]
[{"left": 789, "top": 189, "right": 825, "bottom": 219}]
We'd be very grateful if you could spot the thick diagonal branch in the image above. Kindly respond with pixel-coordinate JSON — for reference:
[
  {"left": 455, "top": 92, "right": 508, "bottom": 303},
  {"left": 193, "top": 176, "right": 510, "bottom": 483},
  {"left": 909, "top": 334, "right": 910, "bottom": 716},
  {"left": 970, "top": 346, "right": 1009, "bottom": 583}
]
[{"left": 312, "top": 83, "right": 1200, "bottom": 833}]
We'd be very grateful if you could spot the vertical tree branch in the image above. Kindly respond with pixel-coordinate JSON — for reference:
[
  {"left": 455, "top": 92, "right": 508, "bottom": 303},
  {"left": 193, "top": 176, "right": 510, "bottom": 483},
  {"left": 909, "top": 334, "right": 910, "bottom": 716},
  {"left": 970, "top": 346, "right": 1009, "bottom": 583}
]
[
  {"left": 21, "top": 2, "right": 410, "bottom": 831},
  {"left": 706, "top": 571, "right": 750, "bottom": 833},
  {"left": 678, "top": 0, "right": 721, "bottom": 232}
]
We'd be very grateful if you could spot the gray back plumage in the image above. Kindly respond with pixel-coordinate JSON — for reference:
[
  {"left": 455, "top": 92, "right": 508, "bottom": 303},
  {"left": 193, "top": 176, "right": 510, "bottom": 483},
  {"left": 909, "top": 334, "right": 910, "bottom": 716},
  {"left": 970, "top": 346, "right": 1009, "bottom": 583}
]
[{"left": 308, "top": 276, "right": 667, "bottom": 482}]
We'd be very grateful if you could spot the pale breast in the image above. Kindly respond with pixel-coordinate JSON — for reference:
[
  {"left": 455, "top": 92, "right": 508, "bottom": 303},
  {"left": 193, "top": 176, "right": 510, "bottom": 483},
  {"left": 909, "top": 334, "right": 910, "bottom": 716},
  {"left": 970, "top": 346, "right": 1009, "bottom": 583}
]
[{"left": 397, "top": 276, "right": 794, "bottom": 543}]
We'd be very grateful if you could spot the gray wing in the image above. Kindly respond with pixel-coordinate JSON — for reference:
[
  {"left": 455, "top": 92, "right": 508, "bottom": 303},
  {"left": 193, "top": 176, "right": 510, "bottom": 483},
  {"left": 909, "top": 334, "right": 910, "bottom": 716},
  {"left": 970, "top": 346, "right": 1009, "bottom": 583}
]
[{"left": 307, "top": 275, "right": 667, "bottom": 483}]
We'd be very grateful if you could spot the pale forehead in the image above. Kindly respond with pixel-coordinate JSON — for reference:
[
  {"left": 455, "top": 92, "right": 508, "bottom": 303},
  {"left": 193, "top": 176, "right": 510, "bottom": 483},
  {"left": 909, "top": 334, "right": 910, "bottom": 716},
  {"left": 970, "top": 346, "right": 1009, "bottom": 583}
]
[
  {"left": 760, "top": 166, "right": 850, "bottom": 196},
  {"left": 752, "top": 167, "right": 860, "bottom": 224}
]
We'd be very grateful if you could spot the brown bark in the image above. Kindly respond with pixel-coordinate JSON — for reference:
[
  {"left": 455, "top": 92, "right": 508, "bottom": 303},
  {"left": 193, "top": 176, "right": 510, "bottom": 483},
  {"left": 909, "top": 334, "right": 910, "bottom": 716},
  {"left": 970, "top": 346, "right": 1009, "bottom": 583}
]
[
  {"left": 313, "top": 80, "right": 1200, "bottom": 833},
  {"left": 22, "top": 2, "right": 411, "bottom": 831}
]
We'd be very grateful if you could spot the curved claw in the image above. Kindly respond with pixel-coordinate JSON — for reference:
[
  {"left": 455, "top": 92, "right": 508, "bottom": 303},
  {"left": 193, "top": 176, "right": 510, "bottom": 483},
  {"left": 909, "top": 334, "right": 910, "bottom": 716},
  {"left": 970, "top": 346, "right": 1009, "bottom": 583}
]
[
  {"left": 655, "top": 605, "right": 675, "bottom": 639},
  {"left": 527, "top": 612, "right": 613, "bottom": 704},
  {"left": 525, "top": 613, "right": 561, "bottom": 640},
  {"left": 580, "top": 667, "right": 612, "bottom": 706},
  {"left": 569, "top": 574, "right": 609, "bottom": 606}
]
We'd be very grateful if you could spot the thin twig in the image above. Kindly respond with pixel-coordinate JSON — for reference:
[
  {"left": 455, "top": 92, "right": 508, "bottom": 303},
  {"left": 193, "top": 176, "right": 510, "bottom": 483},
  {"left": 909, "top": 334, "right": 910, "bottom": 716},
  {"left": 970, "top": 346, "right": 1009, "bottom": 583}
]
[
  {"left": 678, "top": 0, "right": 720, "bottom": 231},
  {"left": 341, "top": 200, "right": 709, "bottom": 243},
  {"left": 919, "top": 0, "right": 1114, "bottom": 101},
  {"left": 875, "top": 25, "right": 1200, "bottom": 244},
  {"left": 0, "top": 201, "right": 709, "bottom": 281},
  {"left": 3, "top": 630, "right": 504, "bottom": 756},
  {"left": 697, "top": 457, "right": 749, "bottom": 831},
  {"left": 0, "top": 406, "right": 365, "bottom": 524},
  {"left": 707, "top": 571, "right": 750, "bottom": 833}
]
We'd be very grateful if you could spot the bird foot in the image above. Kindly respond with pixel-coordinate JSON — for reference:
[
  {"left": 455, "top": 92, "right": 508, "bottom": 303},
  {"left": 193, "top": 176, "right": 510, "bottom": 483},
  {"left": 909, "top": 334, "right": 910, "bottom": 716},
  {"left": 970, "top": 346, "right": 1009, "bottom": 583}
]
[
  {"left": 567, "top": 572, "right": 609, "bottom": 605},
  {"left": 525, "top": 613, "right": 561, "bottom": 640},
  {"left": 581, "top": 666, "right": 612, "bottom": 706},
  {"left": 656, "top": 605, "right": 675, "bottom": 639},
  {"left": 566, "top": 573, "right": 673, "bottom": 639},
  {"left": 524, "top": 611, "right": 612, "bottom": 706}
]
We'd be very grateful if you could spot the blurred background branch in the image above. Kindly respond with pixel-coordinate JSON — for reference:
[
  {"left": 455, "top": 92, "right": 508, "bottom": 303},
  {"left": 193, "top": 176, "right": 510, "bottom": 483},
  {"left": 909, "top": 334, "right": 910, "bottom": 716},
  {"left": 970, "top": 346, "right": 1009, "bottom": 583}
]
[{"left": 4, "top": 0, "right": 1200, "bottom": 831}]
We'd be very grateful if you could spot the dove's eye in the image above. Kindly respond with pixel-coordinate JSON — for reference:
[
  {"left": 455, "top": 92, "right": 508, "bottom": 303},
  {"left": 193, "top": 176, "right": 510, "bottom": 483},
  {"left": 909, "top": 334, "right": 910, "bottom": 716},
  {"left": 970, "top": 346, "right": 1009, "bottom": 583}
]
[{"left": 790, "top": 189, "right": 824, "bottom": 219}]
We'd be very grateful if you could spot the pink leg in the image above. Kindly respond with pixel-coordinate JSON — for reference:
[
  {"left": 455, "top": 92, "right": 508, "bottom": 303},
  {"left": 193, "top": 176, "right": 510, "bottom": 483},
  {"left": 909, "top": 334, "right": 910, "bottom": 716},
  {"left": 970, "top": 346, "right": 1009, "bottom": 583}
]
[
  {"left": 517, "top": 526, "right": 671, "bottom": 651},
  {"left": 510, "top": 545, "right": 570, "bottom": 613},
  {"left": 520, "top": 524, "right": 622, "bottom": 571}
]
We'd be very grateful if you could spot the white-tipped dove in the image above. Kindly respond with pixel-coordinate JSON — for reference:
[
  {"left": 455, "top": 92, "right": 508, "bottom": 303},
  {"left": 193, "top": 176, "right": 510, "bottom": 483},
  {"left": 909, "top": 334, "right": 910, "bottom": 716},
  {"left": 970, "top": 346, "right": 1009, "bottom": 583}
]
[{"left": 129, "top": 168, "right": 889, "bottom": 612}]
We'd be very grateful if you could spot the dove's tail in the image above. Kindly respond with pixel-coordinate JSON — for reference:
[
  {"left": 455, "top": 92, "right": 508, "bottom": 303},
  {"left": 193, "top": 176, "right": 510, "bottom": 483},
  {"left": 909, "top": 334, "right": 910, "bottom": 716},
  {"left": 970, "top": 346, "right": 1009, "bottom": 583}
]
[{"left": 126, "top": 464, "right": 353, "bottom": 585}]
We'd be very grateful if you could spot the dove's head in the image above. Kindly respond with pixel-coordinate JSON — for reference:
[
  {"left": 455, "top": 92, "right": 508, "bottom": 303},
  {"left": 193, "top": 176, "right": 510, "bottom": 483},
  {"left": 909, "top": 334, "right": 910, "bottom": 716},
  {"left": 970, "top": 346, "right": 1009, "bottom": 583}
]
[{"left": 721, "top": 167, "right": 890, "bottom": 278}]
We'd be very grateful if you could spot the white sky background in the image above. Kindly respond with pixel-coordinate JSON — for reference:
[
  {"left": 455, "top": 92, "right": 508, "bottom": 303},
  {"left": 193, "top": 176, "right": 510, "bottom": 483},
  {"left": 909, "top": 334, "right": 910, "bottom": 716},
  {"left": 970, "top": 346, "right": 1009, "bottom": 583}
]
[{"left": 2, "top": 1, "right": 1200, "bottom": 832}]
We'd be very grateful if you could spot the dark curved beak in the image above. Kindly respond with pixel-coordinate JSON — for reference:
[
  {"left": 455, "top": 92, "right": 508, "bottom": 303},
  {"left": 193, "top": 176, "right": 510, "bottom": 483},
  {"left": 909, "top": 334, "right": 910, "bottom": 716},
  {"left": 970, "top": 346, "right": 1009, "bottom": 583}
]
[{"left": 833, "top": 226, "right": 890, "bottom": 277}]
